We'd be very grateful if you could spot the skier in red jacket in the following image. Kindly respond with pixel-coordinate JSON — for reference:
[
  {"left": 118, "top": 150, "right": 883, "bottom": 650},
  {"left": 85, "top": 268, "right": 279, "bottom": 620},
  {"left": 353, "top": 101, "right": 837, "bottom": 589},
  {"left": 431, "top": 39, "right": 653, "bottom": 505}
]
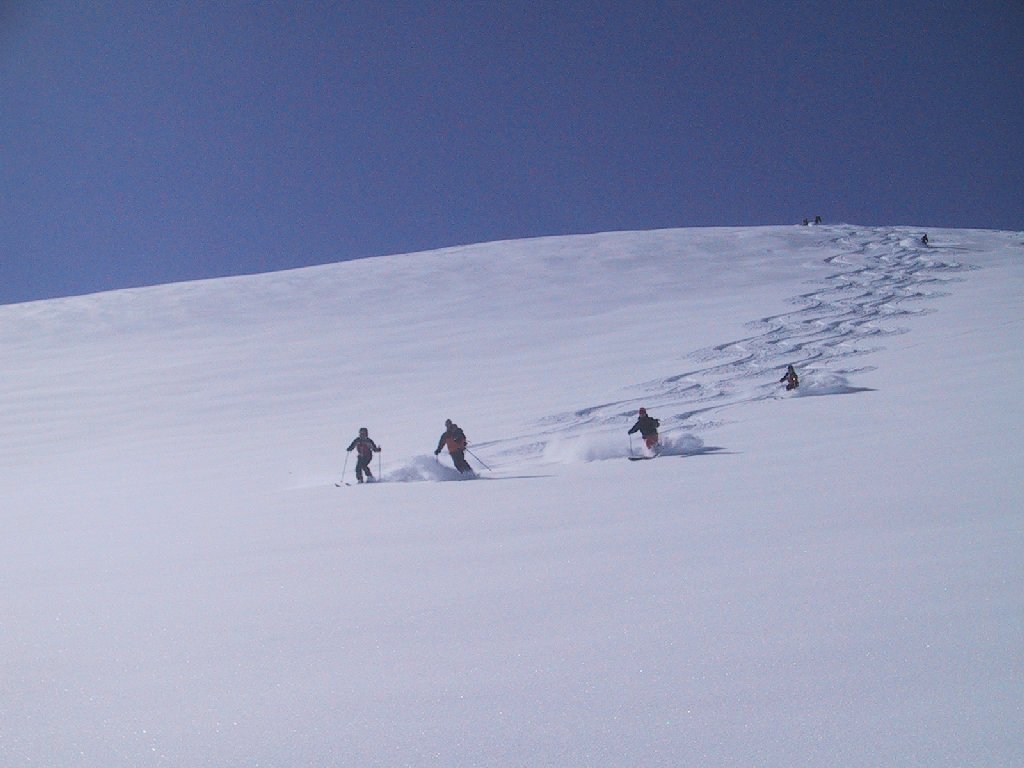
[
  {"left": 346, "top": 427, "right": 381, "bottom": 483},
  {"left": 434, "top": 419, "right": 473, "bottom": 473}
]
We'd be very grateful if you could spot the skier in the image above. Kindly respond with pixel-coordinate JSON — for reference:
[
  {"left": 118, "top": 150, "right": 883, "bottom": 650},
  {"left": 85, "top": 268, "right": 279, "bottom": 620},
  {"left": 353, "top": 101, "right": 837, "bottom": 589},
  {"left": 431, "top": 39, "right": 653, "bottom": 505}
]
[
  {"left": 921, "top": 233, "right": 929, "bottom": 245},
  {"left": 628, "top": 408, "right": 660, "bottom": 453},
  {"left": 434, "top": 419, "right": 473, "bottom": 473},
  {"left": 779, "top": 364, "right": 799, "bottom": 391},
  {"left": 346, "top": 427, "right": 381, "bottom": 483}
]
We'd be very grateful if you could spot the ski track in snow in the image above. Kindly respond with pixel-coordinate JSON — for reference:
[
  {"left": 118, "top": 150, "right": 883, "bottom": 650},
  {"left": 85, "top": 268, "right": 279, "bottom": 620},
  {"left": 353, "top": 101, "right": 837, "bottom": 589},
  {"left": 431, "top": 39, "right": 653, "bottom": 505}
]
[{"left": 478, "top": 228, "right": 978, "bottom": 464}]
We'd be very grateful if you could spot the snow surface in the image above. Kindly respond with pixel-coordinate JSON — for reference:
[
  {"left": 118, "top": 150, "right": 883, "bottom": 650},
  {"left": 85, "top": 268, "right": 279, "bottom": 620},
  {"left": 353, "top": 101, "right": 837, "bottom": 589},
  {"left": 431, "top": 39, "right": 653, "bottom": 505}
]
[{"left": 1, "top": 225, "right": 1022, "bottom": 766}]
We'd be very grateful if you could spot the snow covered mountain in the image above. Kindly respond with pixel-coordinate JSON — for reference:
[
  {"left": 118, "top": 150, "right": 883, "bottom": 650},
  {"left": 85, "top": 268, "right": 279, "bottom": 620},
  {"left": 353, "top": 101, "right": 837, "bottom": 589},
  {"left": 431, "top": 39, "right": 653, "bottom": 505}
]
[{"left": 2, "top": 225, "right": 1021, "bottom": 766}]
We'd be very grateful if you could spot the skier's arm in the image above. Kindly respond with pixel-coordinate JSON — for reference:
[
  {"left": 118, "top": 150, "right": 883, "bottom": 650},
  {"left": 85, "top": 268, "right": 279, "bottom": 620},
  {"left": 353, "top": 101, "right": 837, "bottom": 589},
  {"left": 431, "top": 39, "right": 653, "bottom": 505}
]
[
  {"left": 627, "top": 421, "right": 639, "bottom": 434},
  {"left": 346, "top": 438, "right": 358, "bottom": 451}
]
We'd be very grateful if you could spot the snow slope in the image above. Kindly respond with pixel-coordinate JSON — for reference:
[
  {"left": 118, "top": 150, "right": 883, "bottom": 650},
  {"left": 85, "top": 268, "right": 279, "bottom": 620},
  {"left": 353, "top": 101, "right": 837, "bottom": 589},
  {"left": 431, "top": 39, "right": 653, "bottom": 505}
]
[{"left": 1, "top": 225, "right": 1022, "bottom": 766}]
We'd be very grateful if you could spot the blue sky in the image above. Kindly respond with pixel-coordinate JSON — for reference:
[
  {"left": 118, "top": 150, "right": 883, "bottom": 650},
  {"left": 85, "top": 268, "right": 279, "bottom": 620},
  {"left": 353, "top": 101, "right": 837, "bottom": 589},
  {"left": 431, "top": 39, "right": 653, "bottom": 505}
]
[{"left": 2, "top": 1, "right": 1022, "bottom": 304}]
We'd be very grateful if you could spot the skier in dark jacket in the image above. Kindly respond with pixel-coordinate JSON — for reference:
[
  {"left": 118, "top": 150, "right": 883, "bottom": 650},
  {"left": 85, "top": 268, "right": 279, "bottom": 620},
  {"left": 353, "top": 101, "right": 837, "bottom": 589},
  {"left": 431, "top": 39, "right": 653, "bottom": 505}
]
[
  {"left": 628, "top": 408, "right": 660, "bottom": 452},
  {"left": 346, "top": 427, "right": 381, "bottom": 483},
  {"left": 434, "top": 419, "right": 472, "bottom": 473},
  {"left": 779, "top": 364, "right": 799, "bottom": 391}
]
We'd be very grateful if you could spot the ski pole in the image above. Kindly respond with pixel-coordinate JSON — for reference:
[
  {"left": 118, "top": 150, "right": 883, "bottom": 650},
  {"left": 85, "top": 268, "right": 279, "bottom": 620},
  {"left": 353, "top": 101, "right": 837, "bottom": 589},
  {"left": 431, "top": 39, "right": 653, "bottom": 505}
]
[
  {"left": 628, "top": 433, "right": 634, "bottom": 457},
  {"left": 378, "top": 450, "right": 382, "bottom": 480},
  {"left": 465, "top": 446, "right": 492, "bottom": 471},
  {"left": 341, "top": 452, "right": 350, "bottom": 484}
]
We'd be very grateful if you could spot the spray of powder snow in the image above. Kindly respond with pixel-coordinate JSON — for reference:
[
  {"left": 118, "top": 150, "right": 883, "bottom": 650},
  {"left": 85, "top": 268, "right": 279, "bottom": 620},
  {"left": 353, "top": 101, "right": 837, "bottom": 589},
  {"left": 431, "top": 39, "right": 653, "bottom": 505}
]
[
  {"left": 792, "top": 370, "right": 874, "bottom": 397},
  {"left": 386, "top": 455, "right": 479, "bottom": 482},
  {"left": 542, "top": 431, "right": 704, "bottom": 463}
]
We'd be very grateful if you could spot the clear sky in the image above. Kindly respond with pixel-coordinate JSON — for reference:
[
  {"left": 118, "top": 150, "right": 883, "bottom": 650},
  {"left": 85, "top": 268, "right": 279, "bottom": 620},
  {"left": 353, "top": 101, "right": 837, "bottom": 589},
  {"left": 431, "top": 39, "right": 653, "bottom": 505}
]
[{"left": 2, "top": 1, "right": 1022, "bottom": 305}]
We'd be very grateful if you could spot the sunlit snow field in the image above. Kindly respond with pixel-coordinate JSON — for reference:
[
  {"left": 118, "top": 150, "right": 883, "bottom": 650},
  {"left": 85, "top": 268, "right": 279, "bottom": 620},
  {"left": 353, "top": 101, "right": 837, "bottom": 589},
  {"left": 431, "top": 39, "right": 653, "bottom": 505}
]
[{"left": 1, "top": 225, "right": 1021, "bottom": 766}]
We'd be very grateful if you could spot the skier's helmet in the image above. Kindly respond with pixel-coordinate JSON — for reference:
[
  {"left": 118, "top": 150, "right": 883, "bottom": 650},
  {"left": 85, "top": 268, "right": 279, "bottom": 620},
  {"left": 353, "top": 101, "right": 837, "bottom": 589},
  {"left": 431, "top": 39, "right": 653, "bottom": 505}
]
[{"left": 360, "top": 427, "right": 368, "bottom": 435}]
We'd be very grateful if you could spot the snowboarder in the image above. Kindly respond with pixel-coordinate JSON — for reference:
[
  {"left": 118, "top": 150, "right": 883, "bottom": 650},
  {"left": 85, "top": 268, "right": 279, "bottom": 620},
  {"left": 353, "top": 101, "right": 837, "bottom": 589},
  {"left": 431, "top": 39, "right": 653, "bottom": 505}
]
[
  {"left": 434, "top": 419, "right": 473, "bottom": 473},
  {"left": 346, "top": 427, "right": 381, "bottom": 483},
  {"left": 628, "top": 408, "right": 660, "bottom": 452},
  {"left": 779, "top": 364, "right": 799, "bottom": 391}
]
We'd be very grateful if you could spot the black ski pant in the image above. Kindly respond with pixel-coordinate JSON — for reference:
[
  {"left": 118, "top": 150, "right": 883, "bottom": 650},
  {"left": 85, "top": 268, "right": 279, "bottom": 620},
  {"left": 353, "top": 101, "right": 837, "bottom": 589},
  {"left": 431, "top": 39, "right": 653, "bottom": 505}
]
[
  {"left": 450, "top": 450, "right": 472, "bottom": 474},
  {"left": 355, "top": 454, "right": 374, "bottom": 482}
]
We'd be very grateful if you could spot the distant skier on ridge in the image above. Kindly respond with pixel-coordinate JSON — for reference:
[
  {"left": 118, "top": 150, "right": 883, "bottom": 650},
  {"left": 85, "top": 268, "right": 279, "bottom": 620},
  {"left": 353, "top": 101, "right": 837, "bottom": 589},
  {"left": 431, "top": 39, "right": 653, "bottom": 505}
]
[
  {"left": 779, "top": 364, "right": 800, "bottom": 391},
  {"left": 434, "top": 419, "right": 473, "bottom": 473},
  {"left": 346, "top": 427, "right": 381, "bottom": 483},
  {"left": 628, "top": 408, "right": 660, "bottom": 454}
]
